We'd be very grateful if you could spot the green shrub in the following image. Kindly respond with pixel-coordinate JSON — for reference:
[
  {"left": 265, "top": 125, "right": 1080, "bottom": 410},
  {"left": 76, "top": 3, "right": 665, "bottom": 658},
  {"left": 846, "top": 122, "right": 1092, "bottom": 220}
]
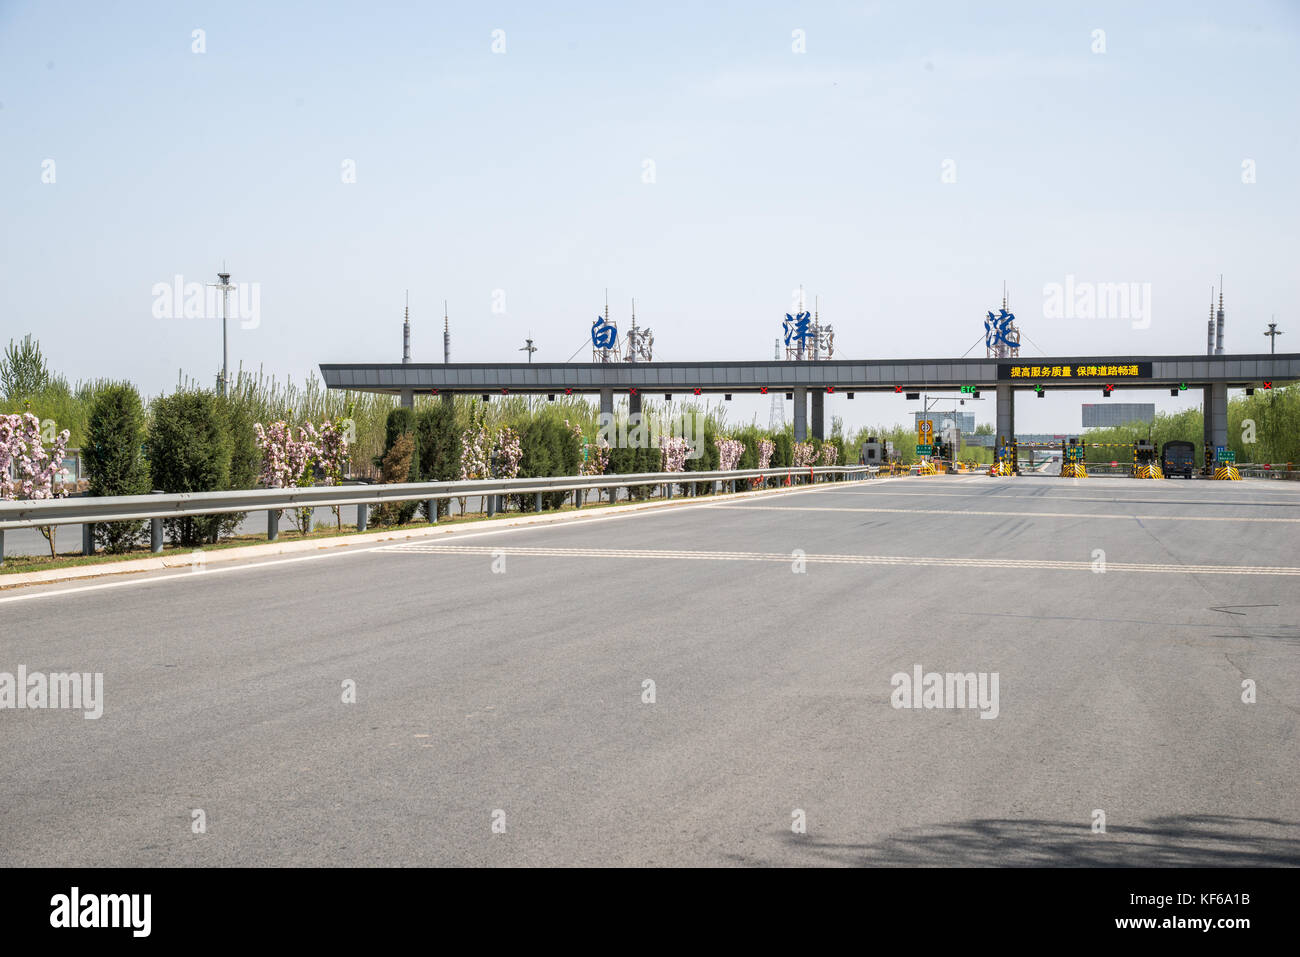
[
  {"left": 684, "top": 420, "right": 720, "bottom": 494},
  {"left": 216, "top": 392, "right": 261, "bottom": 536},
  {"left": 371, "top": 433, "right": 417, "bottom": 526},
  {"left": 416, "top": 401, "right": 461, "bottom": 518},
  {"left": 377, "top": 407, "right": 419, "bottom": 523},
  {"left": 517, "top": 416, "right": 578, "bottom": 509},
  {"left": 772, "top": 432, "right": 793, "bottom": 467},
  {"left": 84, "top": 383, "right": 150, "bottom": 552},
  {"left": 148, "top": 391, "right": 233, "bottom": 545}
]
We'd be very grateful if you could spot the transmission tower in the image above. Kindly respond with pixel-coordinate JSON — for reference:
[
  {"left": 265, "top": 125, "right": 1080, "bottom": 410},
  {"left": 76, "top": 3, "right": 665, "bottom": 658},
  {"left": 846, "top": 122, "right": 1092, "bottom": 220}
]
[{"left": 768, "top": 338, "right": 785, "bottom": 430}]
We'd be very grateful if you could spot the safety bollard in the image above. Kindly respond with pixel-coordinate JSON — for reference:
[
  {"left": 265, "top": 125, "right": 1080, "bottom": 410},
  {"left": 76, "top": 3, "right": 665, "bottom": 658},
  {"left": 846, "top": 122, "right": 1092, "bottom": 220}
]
[
  {"left": 535, "top": 491, "right": 543, "bottom": 512},
  {"left": 268, "top": 509, "right": 279, "bottom": 541},
  {"left": 83, "top": 523, "right": 95, "bottom": 556},
  {"left": 0, "top": 529, "right": 5, "bottom": 568},
  {"left": 357, "top": 503, "right": 368, "bottom": 532},
  {"left": 427, "top": 498, "right": 438, "bottom": 524}
]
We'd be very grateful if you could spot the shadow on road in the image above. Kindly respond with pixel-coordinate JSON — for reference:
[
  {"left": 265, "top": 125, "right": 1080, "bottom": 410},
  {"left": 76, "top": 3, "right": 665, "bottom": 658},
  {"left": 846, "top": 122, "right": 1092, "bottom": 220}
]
[{"left": 763, "top": 814, "right": 1300, "bottom": 866}]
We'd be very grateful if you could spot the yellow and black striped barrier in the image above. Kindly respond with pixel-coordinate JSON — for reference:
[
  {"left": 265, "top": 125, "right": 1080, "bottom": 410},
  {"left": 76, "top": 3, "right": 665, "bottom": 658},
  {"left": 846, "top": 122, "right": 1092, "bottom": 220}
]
[
  {"left": 1060, "top": 461, "right": 1088, "bottom": 478},
  {"left": 1214, "top": 464, "right": 1241, "bottom": 481},
  {"left": 1134, "top": 463, "right": 1163, "bottom": 479}
]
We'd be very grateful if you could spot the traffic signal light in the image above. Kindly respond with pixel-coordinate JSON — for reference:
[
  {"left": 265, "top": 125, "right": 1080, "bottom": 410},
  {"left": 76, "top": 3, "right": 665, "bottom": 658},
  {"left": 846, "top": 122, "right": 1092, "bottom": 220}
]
[{"left": 1103, "top": 384, "right": 1113, "bottom": 397}]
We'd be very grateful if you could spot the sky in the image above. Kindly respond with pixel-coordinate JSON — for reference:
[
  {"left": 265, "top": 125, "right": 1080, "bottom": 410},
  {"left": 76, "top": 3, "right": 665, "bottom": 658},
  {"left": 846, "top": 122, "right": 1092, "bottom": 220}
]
[{"left": 2, "top": 0, "right": 1297, "bottom": 434}]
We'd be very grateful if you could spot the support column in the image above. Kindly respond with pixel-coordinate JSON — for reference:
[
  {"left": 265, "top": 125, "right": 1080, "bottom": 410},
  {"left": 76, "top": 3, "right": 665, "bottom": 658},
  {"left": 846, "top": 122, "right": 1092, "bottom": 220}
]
[
  {"left": 811, "top": 390, "right": 825, "bottom": 440},
  {"left": 600, "top": 388, "right": 614, "bottom": 425},
  {"left": 793, "top": 387, "right": 807, "bottom": 442},
  {"left": 400, "top": 389, "right": 414, "bottom": 410},
  {"left": 1208, "top": 382, "right": 1228, "bottom": 463},
  {"left": 628, "top": 391, "right": 642, "bottom": 418},
  {"left": 1202, "top": 387, "right": 1214, "bottom": 474},
  {"left": 441, "top": 392, "right": 454, "bottom": 408},
  {"left": 996, "top": 383, "right": 1016, "bottom": 471}
]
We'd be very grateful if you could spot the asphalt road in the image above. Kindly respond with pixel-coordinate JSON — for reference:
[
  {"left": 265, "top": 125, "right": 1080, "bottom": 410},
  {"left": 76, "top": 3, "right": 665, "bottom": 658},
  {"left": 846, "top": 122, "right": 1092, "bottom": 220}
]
[{"left": 2, "top": 475, "right": 1298, "bottom": 866}]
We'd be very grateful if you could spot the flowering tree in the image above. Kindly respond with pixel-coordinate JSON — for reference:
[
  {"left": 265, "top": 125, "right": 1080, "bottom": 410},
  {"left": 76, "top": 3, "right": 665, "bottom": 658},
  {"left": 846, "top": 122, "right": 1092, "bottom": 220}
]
[
  {"left": 660, "top": 436, "right": 691, "bottom": 472},
  {"left": 818, "top": 443, "right": 839, "bottom": 466},
  {"left": 568, "top": 420, "right": 609, "bottom": 504},
  {"left": 716, "top": 438, "right": 745, "bottom": 472},
  {"left": 793, "top": 441, "right": 817, "bottom": 468},
  {"left": 493, "top": 427, "right": 523, "bottom": 479},
  {"left": 316, "top": 419, "right": 352, "bottom": 529},
  {"left": 254, "top": 421, "right": 322, "bottom": 534},
  {"left": 757, "top": 439, "right": 775, "bottom": 470},
  {"left": 0, "top": 412, "right": 71, "bottom": 557}
]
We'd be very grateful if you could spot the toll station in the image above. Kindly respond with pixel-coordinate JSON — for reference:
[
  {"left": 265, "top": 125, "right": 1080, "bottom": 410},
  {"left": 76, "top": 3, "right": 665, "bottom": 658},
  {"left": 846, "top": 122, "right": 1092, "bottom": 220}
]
[{"left": 321, "top": 352, "right": 1299, "bottom": 470}]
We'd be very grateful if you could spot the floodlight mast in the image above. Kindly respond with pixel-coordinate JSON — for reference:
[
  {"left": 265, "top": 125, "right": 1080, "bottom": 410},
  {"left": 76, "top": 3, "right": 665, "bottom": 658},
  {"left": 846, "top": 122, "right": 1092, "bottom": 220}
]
[{"left": 207, "top": 269, "right": 233, "bottom": 395}]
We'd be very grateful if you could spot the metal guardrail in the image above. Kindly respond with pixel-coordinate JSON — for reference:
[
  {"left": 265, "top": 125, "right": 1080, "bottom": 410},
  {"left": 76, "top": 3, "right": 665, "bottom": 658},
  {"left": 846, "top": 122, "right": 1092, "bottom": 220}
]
[
  {"left": 1237, "top": 468, "right": 1300, "bottom": 480},
  {"left": 0, "top": 465, "right": 878, "bottom": 564}
]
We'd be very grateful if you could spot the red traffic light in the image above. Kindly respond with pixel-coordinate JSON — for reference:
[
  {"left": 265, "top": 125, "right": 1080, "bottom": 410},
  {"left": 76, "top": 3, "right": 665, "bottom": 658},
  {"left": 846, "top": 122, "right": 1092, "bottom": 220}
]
[
  {"left": 629, "top": 387, "right": 637, "bottom": 396},
  {"left": 894, "top": 385, "right": 902, "bottom": 393},
  {"left": 564, "top": 387, "right": 572, "bottom": 395},
  {"left": 760, "top": 386, "right": 768, "bottom": 394},
  {"left": 826, "top": 386, "right": 835, "bottom": 394},
  {"left": 500, "top": 388, "right": 508, "bottom": 395},
  {"left": 693, "top": 388, "right": 701, "bottom": 396},
  {"left": 1264, "top": 381, "right": 1273, "bottom": 389}
]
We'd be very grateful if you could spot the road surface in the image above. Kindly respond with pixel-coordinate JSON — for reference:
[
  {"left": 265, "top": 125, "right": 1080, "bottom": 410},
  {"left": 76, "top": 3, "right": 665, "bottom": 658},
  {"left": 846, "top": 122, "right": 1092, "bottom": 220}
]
[{"left": 2, "top": 475, "right": 1297, "bottom": 866}]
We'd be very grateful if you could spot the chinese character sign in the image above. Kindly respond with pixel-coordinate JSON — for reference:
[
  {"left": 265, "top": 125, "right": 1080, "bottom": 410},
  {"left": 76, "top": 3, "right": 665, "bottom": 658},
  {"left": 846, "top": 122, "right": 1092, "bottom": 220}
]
[
  {"left": 783, "top": 312, "right": 812, "bottom": 347},
  {"left": 591, "top": 316, "right": 618, "bottom": 350},
  {"left": 985, "top": 309, "right": 1019, "bottom": 350},
  {"left": 1000, "top": 362, "right": 1152, "bottom": 380}
]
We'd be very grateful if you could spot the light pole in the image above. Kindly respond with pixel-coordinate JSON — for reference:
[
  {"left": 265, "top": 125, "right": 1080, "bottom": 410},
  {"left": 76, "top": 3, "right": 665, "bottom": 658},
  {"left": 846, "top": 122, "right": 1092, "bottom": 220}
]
[
  {"left": 206, "top": 270, "right": 233, "bottom": 395},
  {"left": 519, "top": 337, "right": 537, "bottom": 412},
  {"left": 1264, "top": 319, "right": 1283, "bottom": 354}
]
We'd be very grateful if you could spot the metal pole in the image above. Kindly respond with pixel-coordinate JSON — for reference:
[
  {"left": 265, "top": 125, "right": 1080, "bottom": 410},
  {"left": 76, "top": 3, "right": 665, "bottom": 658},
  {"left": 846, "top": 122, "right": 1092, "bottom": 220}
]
[
  {"left": 151, "top": 490, "right": 164, "bottom": 552},
  {"left": 0, "top": 529, "right": 5, "bottom": 568},
  {"left": 535, "top": 491, "right": 543, "bottom": 512},
  {"left": 268, "top": 509, "right": 279, "bottom": 541},
  {"left": 357, "top": 503, "right": 368, "bottom": 532},
  {"left": 82, "top": 523, "right": 94, "bottom": 556}
]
